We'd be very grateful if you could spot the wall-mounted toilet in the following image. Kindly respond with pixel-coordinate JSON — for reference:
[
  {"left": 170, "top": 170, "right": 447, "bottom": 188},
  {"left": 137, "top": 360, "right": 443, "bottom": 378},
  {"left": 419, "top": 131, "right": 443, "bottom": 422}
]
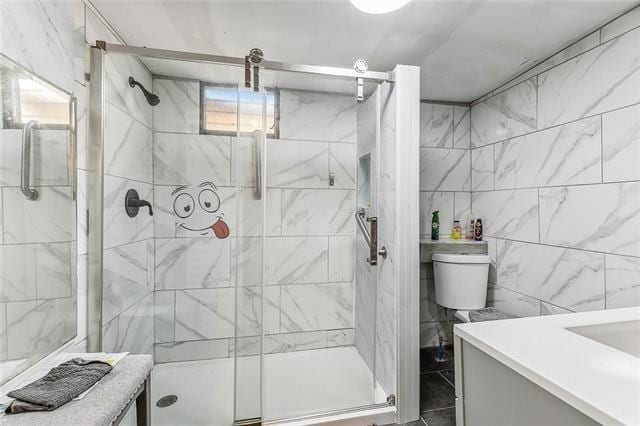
[{"left": 432, "top": 253, "right": 490, "bottom": 323}]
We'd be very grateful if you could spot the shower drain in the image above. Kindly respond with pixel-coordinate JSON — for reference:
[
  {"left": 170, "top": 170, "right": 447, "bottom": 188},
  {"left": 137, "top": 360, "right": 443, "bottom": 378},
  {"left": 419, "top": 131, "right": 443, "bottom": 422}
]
[{"left": 156, "top": 394, "right": 178, "bottom": 408}]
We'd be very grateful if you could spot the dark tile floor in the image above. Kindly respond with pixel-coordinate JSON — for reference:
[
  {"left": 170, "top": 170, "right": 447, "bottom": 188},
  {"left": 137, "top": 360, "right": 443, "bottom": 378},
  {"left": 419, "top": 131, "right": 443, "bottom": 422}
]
[{"left": 416, "top": 345, "right": 456, "bottom": 426}]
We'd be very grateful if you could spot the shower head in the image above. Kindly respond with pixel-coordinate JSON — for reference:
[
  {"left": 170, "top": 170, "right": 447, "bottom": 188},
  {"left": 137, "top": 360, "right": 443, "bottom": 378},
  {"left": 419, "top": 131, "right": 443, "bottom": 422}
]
[{"left": 128, "top": 76, "right": 160, "bottom": 106}]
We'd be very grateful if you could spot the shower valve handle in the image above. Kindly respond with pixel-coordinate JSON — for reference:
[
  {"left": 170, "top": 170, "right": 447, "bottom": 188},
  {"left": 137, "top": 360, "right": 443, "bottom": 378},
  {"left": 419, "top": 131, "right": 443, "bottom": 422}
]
[{"left": 125, "top": 189, "right": 153, "bottom": 217}]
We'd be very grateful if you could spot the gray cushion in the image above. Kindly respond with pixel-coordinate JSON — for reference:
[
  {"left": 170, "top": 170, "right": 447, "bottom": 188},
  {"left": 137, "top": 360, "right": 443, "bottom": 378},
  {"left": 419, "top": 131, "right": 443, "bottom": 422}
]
[{"left": 1, "top": 355, "right": 152, "bottom": 426}]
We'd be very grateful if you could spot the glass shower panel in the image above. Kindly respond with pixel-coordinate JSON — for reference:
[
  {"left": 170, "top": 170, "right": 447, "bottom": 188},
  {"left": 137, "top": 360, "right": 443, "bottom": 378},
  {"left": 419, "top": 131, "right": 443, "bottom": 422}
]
[
  {"left": 0, "top": 55, "right": 77, "bottom": 385},
  {"left": 233, "top": 87, "right": 267, "bottom": 423},
  {"left": 260, "top": 69, "right": 380, "bottom": 421}
]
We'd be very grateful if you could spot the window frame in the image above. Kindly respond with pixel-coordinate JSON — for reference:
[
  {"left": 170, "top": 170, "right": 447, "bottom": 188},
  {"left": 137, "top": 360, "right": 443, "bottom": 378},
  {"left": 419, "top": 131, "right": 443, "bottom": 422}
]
[{"left": 199, "top": 81, "right": 280, "bottom": 139}]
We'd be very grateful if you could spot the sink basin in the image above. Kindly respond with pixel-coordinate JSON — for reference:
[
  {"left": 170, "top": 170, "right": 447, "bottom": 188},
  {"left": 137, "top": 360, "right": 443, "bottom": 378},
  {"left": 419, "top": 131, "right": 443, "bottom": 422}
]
[{"left": 567, "top": 320, "right": 640, "bottom": 358}]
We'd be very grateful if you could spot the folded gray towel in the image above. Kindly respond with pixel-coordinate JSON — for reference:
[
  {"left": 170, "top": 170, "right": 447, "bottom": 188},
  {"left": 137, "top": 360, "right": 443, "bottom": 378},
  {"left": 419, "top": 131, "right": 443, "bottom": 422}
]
[
  {"left": 5, "top": 358, "right": 113, "bottom": 414},
  {"left": 469, "top": 307, "right": 518, "bottom": 322}
]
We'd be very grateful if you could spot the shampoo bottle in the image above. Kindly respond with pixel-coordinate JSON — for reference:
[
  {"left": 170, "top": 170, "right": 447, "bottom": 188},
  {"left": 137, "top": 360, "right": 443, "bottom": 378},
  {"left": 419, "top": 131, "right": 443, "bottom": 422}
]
[
  {"left": 474, "top": 218, "right": 483, "bottom": 241},
  {"left": 452, "top": 220, "right": 462, "bottom": 239}
]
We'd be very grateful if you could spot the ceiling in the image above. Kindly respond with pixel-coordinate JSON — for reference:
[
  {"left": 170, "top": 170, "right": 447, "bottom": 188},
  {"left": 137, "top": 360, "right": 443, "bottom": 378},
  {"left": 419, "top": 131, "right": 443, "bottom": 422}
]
[{"left": 90, "top": 0, "right": 638, "bottom": 102}]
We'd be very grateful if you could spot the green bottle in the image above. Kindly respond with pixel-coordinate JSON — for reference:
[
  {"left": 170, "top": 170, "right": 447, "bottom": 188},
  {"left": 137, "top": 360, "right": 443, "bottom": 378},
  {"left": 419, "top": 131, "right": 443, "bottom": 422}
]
[{"left": 431, "top": 210, "right": 440, "bottom": 240}]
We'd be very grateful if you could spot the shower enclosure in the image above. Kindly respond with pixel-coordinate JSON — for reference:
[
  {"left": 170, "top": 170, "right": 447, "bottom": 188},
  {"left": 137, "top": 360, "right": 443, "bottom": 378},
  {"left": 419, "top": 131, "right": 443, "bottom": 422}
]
[{"left": 87, "top": 42, "right": 420, "bottom": 425}]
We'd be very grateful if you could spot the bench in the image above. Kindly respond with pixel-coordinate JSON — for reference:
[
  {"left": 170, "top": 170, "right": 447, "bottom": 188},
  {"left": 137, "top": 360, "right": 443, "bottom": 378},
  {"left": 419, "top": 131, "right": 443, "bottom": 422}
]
[{"left": 2, "top": 354, "right": 153, "bottom": 426}]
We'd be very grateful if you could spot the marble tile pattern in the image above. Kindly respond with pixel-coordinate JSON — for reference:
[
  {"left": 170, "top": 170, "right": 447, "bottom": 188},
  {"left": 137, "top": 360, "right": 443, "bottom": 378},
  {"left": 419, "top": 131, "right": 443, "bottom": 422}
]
[
  {"left": 279, "top": 90, "right": 356, "bottom": 142},
  {"left": 537, "top": 27, "right": 640, "bottom": 128},
  {"left": 539, "top": 182, "right": 640, "bottom": 257},
  {"left": 1, "top": 243, "right": 71, "bottom": 302},
  {"left": 420, "top": 148, "right": 471, "bottom": 191},
  {"left": 471, "top": 145, "right": 494, "bottom": 191},
  {"left": 104, "top": 102, "right": 153, "bottom": 183},
  {"left": 605, "top": 254, "right": 640, "bottom": 309},
  {"left": 492, "top": 31, "right": 600, "bottom": 95},
  {"left": 0, "top": 0, "right": 78, "bottom": 92},
  {"left": 154, "top": 133, "right": 231, "bottom": 186},
  {"left": 494, "top": 116, "right": 602, "bottom": 189},
  {"left": 330, "top": 143, "right": 357, "bottom": 189},
  {"left": 104, "top": 53, "right": 153, "bottom": 128},
  {"left": 102, "top": 240, "right": 152, "bottom": 324},
  {"left": 281, "top": 189, "right": 354, "bottom": 236},
  {"left": 471, "top": 189, "right": 539, "bottom": 242},
  {"left": 470, "top": 78, "right": 537, "bottom": 147},
  {"left": 497, "top": 240, "right": 605, "bottom": 312},
  {"left": 329, "top": 236, "right": 354, "bottom": 283},
  {"left": 420, "top": 103, "right": 453, "bottom": 148},
  {"left": 102, "top": 175, "right": 153, "bottom": 249},
  {"left": 443, "top": 6, "right": 640, "bottom": 340},
  {"left": 453, "top": 106, "right": 471, "bottom": 149},
  {"left": 2, "top": 186, "right": 74, "bottom": 244},
  {"left": 5, "top": 297, "right": 76, "bottom": 360},
  {"left": 153, "top": 79, "right": 200, "bottom": 134},
  {"left": 486, "top": 285, "right": 541, "bottom": 318},
  {"left": 155, "top": 238, "right": 231, "bottom": 290},
  {"left": 601, "top": 5, "right": 640, "bottom": 43},
  {"left": 102, "top": 294, "right": 154, "bottom": 355},
  {"left": 266, "top": 139, "right": 329, "bottom": 188},
  {"left": 379, "top": 82, "right": 397, "bottom": 193},
  {"left": 280, "top": 283, "right": 354, "bottom": 332},
  {"left": 155, "top": 338, "right": 229, "bottom": 363},
  {"left": 602, "top": 103, "right": 640, "bottom": 183},
  {"left": 264, "top": 237, "right": 328, "bottom": 285},
  {"left": 0, "top": 129, "right": 69, "bottom": 186}
]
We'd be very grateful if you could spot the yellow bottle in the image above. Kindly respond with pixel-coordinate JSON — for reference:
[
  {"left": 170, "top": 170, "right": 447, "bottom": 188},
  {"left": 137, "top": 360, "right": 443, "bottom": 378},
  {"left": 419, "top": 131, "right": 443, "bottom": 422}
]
[{"left": 452, "top": 220, "right": 462, "bottom": 239}]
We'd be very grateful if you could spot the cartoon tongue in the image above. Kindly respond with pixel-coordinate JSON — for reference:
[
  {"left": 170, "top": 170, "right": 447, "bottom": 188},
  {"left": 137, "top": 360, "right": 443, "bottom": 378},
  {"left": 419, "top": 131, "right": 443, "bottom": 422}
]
[{"left": 211, "top": 219, "right": 230, "bottom": 239}]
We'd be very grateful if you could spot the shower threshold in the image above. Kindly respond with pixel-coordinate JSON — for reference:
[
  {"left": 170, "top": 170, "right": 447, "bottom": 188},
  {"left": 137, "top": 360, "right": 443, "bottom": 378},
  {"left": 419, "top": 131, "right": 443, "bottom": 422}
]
[{"left": 151, "top": 346, "right": 389, "bottom": 425}]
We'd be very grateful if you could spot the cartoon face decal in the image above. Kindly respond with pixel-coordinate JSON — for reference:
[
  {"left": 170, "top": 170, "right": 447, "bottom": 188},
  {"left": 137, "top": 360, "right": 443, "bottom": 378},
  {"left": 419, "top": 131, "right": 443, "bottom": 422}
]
[{"left": 171, "top": 182, "right": 230, "bottom": 238}]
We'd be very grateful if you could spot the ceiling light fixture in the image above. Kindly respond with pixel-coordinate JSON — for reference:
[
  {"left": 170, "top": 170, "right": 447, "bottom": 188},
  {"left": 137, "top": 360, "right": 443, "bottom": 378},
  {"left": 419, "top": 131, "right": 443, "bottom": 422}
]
[{"left": 350, "top": 0, "right": 412, "bottom": 14}]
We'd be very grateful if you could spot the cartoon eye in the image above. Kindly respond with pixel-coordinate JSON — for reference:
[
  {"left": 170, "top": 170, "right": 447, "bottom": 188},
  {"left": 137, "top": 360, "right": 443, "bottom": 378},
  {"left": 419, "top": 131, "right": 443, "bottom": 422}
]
[
  {"left": 173, "top": 193, "right": 195, "bottom": 218},
  {"left": 198, "top": 188, "right": 220, "bottom": 213}
]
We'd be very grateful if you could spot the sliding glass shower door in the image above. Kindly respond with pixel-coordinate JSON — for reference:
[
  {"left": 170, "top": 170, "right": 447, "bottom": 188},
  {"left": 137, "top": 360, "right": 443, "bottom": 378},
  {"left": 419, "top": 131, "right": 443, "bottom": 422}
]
[{"left": 232, "top": 86, "right": 268, "bottom": 424}]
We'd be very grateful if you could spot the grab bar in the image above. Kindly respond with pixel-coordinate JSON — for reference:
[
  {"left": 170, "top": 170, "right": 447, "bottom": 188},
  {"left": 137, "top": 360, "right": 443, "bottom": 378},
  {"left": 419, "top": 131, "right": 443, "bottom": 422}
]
[
  {"left": 253, "top": 129, "right": 264, "bottom": 200},
  {"left": 355, "top": 208, "right": 387, "bottom": 265},
  {"left": 21, "top": 120, "right": 40, "bottom": 201}
]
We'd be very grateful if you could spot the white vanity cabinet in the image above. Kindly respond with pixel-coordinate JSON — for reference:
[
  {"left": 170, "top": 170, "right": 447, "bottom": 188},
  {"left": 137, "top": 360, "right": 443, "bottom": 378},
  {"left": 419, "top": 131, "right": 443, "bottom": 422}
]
[
  {"left": 453, "top": 337, "right": 598, "bottom": 426},
  {"left": 453, "top": 308, "right": 640, "bottom": 426}
]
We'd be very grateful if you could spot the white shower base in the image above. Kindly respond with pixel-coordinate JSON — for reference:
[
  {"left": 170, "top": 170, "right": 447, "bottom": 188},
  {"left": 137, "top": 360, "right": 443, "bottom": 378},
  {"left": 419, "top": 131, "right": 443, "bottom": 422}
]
[{"left": 151, "top": 346, "right": 386, "bottom": 425}]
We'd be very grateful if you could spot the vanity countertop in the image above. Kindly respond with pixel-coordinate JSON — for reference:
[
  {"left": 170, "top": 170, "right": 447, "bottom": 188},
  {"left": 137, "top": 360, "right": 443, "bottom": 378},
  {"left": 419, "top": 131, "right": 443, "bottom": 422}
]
[{"left": 455, "top": 307, "right": 640, "bottom": 425}]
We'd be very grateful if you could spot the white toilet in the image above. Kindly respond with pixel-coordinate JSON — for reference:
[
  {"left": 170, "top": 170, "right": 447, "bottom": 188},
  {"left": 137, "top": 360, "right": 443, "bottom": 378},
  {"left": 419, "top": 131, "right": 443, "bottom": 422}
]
[{"left": 432, "top": 253, "right": 491, "bottom": 323}]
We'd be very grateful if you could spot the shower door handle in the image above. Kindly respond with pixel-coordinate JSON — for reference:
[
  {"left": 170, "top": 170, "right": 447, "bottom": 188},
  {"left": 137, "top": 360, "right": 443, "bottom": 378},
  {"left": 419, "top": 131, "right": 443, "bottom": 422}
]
[
  {"left": 253, "top": 130, "right": 264, "bottom": 200},
  {"left": 21, "top": 120, "right": 40, "bottom": 201},
  {"left": 355, "top": 208, "right": 387, "bottom": 266}
]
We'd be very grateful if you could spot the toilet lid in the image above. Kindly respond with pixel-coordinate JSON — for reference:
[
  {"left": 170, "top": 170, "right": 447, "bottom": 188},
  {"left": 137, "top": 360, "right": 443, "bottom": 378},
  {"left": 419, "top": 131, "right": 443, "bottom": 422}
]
[{"left": 432, "top": 253, "right": 490, "bottom": 264}]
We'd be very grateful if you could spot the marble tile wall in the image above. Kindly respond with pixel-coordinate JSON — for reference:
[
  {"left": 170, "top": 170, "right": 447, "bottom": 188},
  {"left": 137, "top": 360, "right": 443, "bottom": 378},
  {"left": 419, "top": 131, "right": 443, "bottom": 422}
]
[
  {"left": 0, "top": 0, "right": 82, "bottom": 383},
  {"left": 152, "top": 79, "right": 359, "bottom": 362},
  {"left": 418, "top": 102, "right": 472, "bottom": 347},
  {"left": 468, "top": 7, "right": 640, "bottom": 320}
]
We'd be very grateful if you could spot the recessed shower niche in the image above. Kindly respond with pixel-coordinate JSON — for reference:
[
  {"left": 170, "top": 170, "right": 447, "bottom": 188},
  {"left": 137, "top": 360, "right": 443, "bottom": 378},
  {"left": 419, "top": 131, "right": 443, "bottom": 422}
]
[{"left": 358, "top": 153, "right": 372, "bottom": 208}]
